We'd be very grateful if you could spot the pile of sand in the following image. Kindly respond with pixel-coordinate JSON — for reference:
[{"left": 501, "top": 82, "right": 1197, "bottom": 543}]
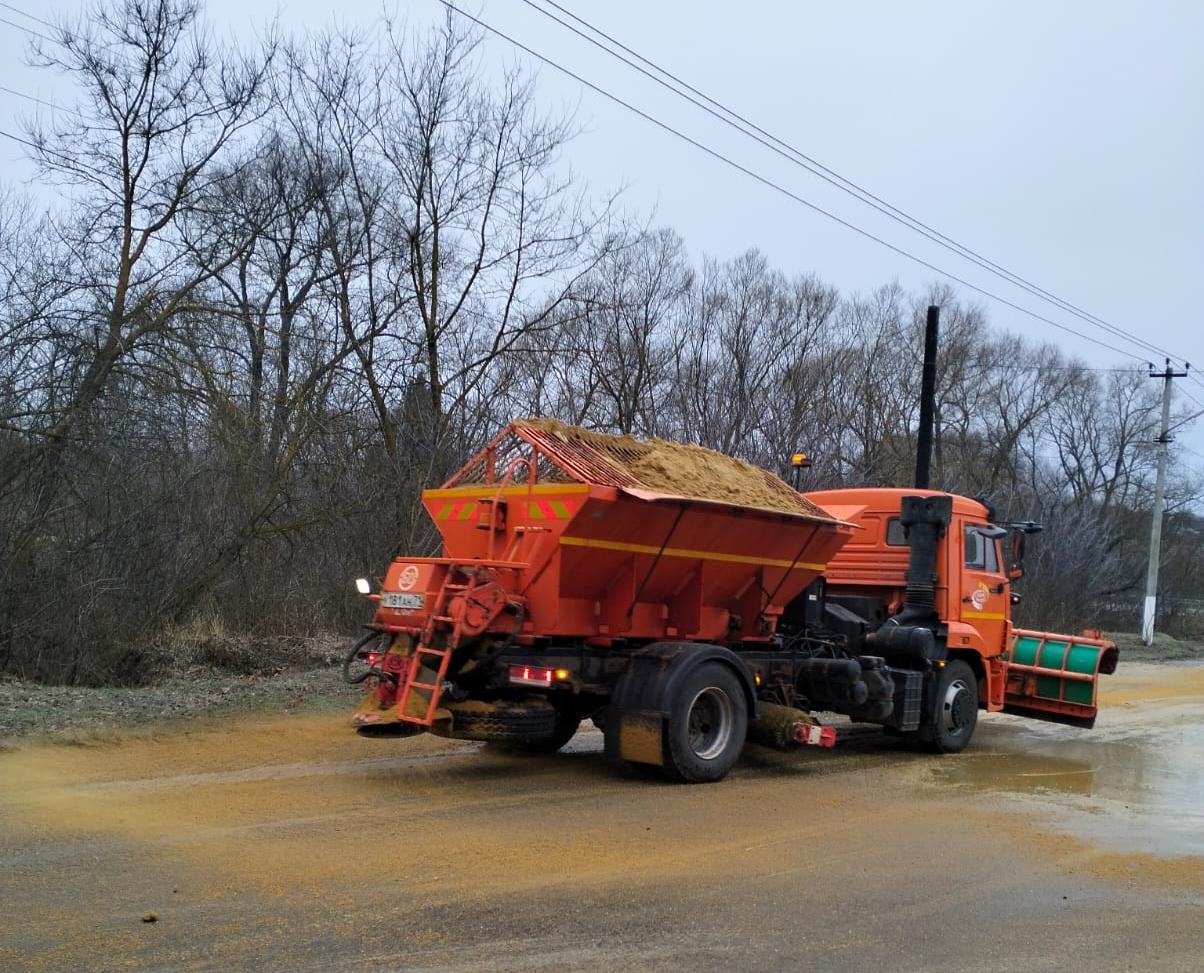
[{"left": 514, "top": 417, "right": 837, "bottom": 520}]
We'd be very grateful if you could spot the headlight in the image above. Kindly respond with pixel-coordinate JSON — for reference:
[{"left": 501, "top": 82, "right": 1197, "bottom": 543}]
[{"left": 354, "top": 577, "right": 372, "bottom": 595}]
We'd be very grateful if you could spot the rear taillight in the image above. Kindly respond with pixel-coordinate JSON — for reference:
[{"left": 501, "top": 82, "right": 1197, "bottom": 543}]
[
  {"left": 508, "top": 665, "right": 571, "bottom": 687},
  {"left": 509, "top": 665, "right": 554, "bottom": 687}
]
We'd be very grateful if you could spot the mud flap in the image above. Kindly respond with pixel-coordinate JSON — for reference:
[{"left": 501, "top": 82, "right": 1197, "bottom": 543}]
[
  {"left": 1002, "top": 630, "right": 1119, "bottom": 729},
  {"left": 603, "top": 642, "right": 757, "bottom": 767},
  {"left": 606, "top": 709, "right": 665, "bottom": 766}
]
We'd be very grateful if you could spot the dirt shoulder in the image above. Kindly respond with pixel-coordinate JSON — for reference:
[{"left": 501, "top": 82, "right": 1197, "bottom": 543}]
[
  {"left": 0, "top": 667, "right": 356, "bottom": 745},
  {"left": 1107, "top": 631, "right": 1204, "bottom": 662}
]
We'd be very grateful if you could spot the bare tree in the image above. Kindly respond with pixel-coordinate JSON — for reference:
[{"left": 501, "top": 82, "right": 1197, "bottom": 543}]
[
  {"left": 10, "top": 0, "right": 273, "bottom": 483},
  {"left": 1, "top": 0, "right": 1201, "bottom": 682},
  {"left": 374, "top": 14, "right": 613, "bottom": 455}
]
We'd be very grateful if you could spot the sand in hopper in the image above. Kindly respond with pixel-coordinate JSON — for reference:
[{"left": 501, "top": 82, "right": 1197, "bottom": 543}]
[{"left": 516, "top": 417, "right": 836, "bottom": 520}]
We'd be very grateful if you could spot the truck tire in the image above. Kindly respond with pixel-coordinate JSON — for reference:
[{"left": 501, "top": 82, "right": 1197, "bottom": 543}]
[
  {"left": 921, "top": 659, "right": 978, "bottom": 753},
  {"left": 489, "top": 704, "right": 581, "bottom": 754},
  {"left": 661, "top": 662, "right": 748, "bottom": 783},
  {"left": 447, "top": 699, "right": 557, "bottom": 742}
]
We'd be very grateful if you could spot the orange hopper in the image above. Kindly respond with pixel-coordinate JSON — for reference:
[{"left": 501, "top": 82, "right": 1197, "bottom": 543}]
[{"left": 376, "top": 420, "right": 853, "bottom": 656}]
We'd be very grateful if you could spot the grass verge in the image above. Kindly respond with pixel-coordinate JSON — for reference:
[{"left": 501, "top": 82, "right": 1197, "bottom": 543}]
[{"left": 0, "top": 667, "right": 357, "bottom": 746}]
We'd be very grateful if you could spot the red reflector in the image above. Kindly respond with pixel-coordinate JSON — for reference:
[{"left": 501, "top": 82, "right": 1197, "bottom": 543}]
[
  {"left": 508, "top": 665, "right": 554, "bottom": 687},
  {"left": 793, "top": 723, "right": 837, "bottom": 748},
  {"left": 367, "top": 653, "right": 379, "bottom": 666}
]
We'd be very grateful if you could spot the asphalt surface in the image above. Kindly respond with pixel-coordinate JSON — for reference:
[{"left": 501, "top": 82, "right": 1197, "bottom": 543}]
[{"left": 1, "top": 663, "right": 1202, "bottom": 972}]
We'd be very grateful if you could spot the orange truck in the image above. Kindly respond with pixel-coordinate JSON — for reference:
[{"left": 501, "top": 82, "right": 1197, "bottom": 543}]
[{"left": 346, "top": 420, "right": 1117, "bottom": 782}]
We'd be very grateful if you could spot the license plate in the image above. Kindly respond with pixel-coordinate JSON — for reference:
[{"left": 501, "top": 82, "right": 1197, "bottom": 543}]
[{"left": 382, "top": 592, "right": 424, "bottom": 611}]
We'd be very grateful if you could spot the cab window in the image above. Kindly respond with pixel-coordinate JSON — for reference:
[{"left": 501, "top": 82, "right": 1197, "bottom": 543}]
[
  {"left": 964, "top": 527, "right": 984, "bottom": 568},
  {"left": 965, "top": 527, "right": 999, "bottom": 572},
  {"left": 886, "top": 518, "right": 907, "bottom": 546}
]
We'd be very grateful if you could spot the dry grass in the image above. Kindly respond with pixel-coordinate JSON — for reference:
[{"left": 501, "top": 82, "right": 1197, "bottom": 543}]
[
  {"left": 1106, "top": 631, "right": 1204, "bottom": 662},
  {"left": 0, "top": 635, "right": 356, "bottom": 745}
]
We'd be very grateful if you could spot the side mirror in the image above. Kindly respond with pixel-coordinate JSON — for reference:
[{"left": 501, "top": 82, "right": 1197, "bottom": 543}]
[
  {"left": 1010, "top": 531, "right": 1025, "bottom": 563},
  {"left": 1007, "top": 532, "right": 1026, "bottom": 580}
]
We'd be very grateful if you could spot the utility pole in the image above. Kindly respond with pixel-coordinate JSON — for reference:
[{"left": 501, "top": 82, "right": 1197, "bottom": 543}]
[{"left": 1141, "top": 358, "right": 1190, "bottom": 645}]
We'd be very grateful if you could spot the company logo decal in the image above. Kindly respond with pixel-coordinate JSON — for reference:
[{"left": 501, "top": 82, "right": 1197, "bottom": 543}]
[{"left": 397, "top": 565, "right": 420, "bottom": 591}]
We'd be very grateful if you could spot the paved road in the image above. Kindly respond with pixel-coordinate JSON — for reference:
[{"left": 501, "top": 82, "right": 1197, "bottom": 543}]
[{"left": 2, "top": 664, "right": 1202, "bottom": 972}]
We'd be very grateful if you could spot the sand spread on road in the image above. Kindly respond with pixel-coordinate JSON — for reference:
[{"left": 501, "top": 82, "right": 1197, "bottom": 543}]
[
  {"left": 2, "top": 665, "right": 1200, "bottom": 898},
  {"left": 1098, "top": 663, "right": 1204, "bottom": 705},
  {"left": 2, "top": 661, "right": 1202, "bottom": 973}
]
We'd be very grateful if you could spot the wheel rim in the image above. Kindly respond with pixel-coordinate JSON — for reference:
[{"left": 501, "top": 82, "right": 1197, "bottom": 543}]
[
  {"left": 941, "top": 678, "right": 975, "bottom": 736},
  {"left": 686, "top": 687, "right": 734, "bottom": 760}
]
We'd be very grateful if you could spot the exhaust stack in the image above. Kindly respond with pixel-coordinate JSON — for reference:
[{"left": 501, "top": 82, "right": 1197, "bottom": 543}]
[
  {"left": 914, "top": 305, "right": 939, "bottom": 489},
  {"left": 866, "top": 493, "right": 952, "bottom": 662}
]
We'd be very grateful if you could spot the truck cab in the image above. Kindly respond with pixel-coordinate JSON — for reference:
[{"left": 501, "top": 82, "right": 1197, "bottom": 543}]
[{"left": 805, "top": 488, "right": 1117, "bottom": 726}]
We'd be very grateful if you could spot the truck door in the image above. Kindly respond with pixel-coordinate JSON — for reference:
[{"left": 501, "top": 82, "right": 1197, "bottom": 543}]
[{"left": 960, "top": 524, "right": 1010, "bottom": 653}]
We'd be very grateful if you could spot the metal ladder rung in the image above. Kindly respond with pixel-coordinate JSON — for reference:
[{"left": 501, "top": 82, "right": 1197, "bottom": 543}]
[{"left": 396, "top": 565, "right": 482, "bottom": 725}]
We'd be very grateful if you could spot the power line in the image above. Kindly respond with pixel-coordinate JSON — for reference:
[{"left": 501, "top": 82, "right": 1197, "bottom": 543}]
[
  {"left": 439, "top": 1, "right": 1145, "bottom": 362},
  {"left": 1001, "top": 365, "right": 1146, "bottom": 374},
  {"left": 0, "top": 126, "right": 40, "bottom": 151},
  {"left": 520, "top": 0, "right": 1191, "bottom": 367},
  {"left": 0, "top": 127, "right": 112, "bottom": 182},
  {"left": 0, "top": 1, "right": 54, "bottom": 31},
  {"left": 0, "top": 13, "right": 52, "bottom": 43},
  {"left": 996, "top": 366, "right": 1204, "bottom": 419},
  {"left": 1, "top": 1, "right": 1197, "bottom": 386},
  {"left": 1179, "top": 384, "right": 1204, "bottom": 411},
  {"left": 0, "top": 84, "right": 81, "bottom": 117}
]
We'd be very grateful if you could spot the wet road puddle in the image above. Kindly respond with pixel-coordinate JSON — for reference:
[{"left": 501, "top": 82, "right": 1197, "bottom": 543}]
[{"left": 932, "top": 671, "right": 1204, "bottom": 858}]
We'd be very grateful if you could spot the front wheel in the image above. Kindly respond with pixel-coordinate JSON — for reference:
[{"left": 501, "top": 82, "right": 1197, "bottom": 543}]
[
  {"left": 920, "top": 659, "right": 978, "bottom": 753},
  {"left": 661, "top": 662, "right": 748, "bottom": 783}
]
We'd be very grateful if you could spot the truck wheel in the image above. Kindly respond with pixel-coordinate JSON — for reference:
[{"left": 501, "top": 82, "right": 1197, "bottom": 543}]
[
  {"left": 446, "top": 700, "right": 557, "bottom": 742},
  {"left": 922, "top": 660, "right": 978, "bottom": 753},
  {"left": 490, "top": 705, "right": 582, "bottom": 754},
  {"left": 662, "top": 662, "right": 748, "bottom": 783}
]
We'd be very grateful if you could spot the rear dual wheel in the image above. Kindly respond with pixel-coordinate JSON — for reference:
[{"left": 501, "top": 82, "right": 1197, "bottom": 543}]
[
  {"left": 489, "top": 705, "right": 582, "bottom": 755},
  {"left": 449, "top": 700, "right": 558, "bottom": 742},
  {"left": 661, "top": 662, "right": 748, "bottom": 783}
]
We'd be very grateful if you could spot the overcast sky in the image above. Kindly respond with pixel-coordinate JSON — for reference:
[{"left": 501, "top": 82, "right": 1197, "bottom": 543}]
[{"left": 2, "top": 0, "right": 1202, "bottom": 458}]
